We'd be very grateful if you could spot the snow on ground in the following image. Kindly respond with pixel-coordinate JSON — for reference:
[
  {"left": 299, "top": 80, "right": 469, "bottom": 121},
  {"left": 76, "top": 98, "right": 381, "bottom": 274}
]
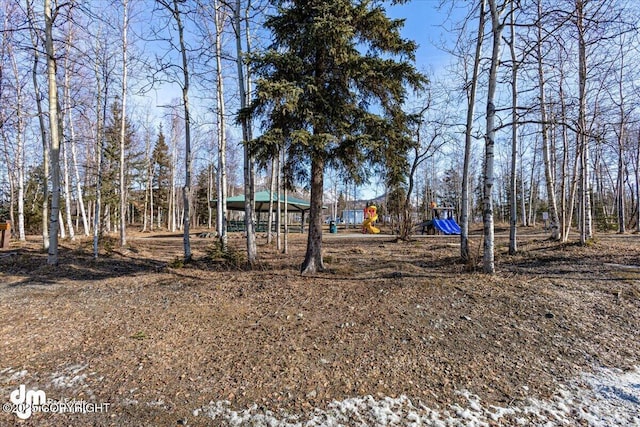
[{"left": 194, "top": 366, "right": 640, "bottom": 426}]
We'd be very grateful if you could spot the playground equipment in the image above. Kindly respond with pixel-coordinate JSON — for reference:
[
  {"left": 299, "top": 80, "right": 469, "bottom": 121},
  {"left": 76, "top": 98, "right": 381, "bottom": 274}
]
[
  {"left": 431, "top": 218, "right": 461, "bottom": 235},
  {"left": 0, "top": 222, "right": 10, "bottom": 249},
  {"left": 417, "top": 205, "right": 461, "bottom": 235},
  {"left": 362, "top": 205, "right": 380, "bottom": 234}
]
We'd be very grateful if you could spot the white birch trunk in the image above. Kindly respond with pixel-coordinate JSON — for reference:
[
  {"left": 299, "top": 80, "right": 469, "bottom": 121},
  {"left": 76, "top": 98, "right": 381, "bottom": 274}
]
[
  {"left": 235, "top": 0, "right": 257, "bottom": 265},
  {"left": 169, "top": 0, "right": 193, "bottom": 260},
  {"left": 267, "top": 158, "right": 276, "bottom": 244},
  {"left": 460, "top": 0, "right": 485, "bottom": 262},
  {"left": 282, "top": 148, "right": 288, "bottom": 254},
  {"left": 26, "top": 0, "right": 49, "bottom": 249},
  {"left": 61, "top": 125, "right": 75, "bottom": 240},
  {"left": 93, "top": 38, "right": 107, "bottom": 259},
  {"left": 508, "top": 3, "right": 518, "bottom": 255},
  {"left": 482, "top": 0, "right": 506, "bottom": 274},
  {"left": 119, "top": 0, "right": 129, "bottom": 246},
  {"left": 45, "top": 0, "right": 61, "bottom": 264},
  {"left": 276, "top": 152, "right": 282, "bottom": 252},
  {"left": 214, "top": 0, "right": 227, "bottom": 249},
  {"left": 8, "top": 44, "right": 26, "bottom": 241},
  {"left": 535, "top": 0, "right": 561, "bottom": 240}
]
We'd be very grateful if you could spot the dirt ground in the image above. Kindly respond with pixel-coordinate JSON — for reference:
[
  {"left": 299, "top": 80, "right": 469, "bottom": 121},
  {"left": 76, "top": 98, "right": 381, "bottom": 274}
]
[{"left": 0, "top": 226, "right": 639, "bottom": 426}]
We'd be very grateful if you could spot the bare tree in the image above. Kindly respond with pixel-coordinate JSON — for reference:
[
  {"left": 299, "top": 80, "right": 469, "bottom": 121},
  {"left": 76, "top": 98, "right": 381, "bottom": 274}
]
[
  {"left": 6, "top": 33, "right": 27, "bottom": 241},
  {"left": 26, "top": 0, "right": 50, "bottom": 249},
  {"left": 119, "top": 0, "right": 130, "bottom": 247},
  {"left": 234, "top": 0, "right": 257, "bottom": 265},
  {"left": 44, "top": 0, "right": 62, "bottom": 265},
  {"left": 92, "top": 24, "right": 115, "bottom": 259},
  {"left": 213, "top": 0, "right": 228, "bottom": 251},
  {"left": 535, "top": 0, "right": 561, "bottom": 241},
  {"left": 61, "top": 24, "right": 76, "bottom": 241},
  {"left": 481, "top": 0, "right": 509, "bottom": 274},
  {"left": 506, "top": 0, "right": 519, "bottom": 254},
  {"left": 460, "top": 0, "right": 485, "bottom": 262}
]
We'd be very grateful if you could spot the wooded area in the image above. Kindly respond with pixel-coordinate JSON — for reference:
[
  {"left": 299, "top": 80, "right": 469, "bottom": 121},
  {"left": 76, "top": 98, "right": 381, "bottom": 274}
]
[{"left": 0, "top": 0, "right": 639, "bottom": 273}]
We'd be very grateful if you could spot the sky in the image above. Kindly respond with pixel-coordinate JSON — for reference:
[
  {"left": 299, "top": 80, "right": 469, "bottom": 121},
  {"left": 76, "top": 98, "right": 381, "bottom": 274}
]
[
  {"left": 142, "top": 0, "right": 473, "bottom": 202},
  {"left": 387, "top": 0, "right": 466, "bottom": 73},
  {"left": 349, "top": 1, "right": 473, "bottom": 200}
]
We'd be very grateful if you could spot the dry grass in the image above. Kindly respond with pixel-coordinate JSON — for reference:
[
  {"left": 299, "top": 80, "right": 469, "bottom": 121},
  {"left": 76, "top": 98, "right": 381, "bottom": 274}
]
[{"left": 0, "top": 227, "right": 639, "bottom": 426}]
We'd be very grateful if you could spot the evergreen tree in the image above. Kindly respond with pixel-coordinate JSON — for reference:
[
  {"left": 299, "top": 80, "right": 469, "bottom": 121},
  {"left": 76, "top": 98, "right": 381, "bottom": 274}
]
[
  {"left": 249, "top": 0, "right": 425, "bottom": 273},
  {"left": 152, "top": 127, "right": 171, "bottom": 227},
  {"left": 104, "top": 97, "right": 137, "bottom": 230}
]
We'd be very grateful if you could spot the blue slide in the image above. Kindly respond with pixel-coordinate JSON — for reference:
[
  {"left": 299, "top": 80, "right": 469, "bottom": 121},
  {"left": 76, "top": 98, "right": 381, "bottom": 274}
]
[{"left": 432, "top": 218, "right": 461, "bottom": 235}]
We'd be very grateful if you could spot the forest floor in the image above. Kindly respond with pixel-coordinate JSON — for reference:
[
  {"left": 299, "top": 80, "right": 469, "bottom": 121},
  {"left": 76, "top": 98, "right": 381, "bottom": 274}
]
[{"left": 0, "top": 226, "right": 639, "bottom": 426}]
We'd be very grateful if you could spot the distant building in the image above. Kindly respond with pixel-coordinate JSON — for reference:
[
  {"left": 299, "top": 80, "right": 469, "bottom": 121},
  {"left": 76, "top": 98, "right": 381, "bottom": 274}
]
[{"left": 342, "top": 209, "right": 364, "bottom": 225}]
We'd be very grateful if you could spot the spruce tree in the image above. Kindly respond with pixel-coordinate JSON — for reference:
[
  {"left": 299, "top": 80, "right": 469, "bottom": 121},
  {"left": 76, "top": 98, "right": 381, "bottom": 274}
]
[
  {"left": 152, "top": 128, "right": 171, "bottom": 228},
  {"left": 250, "top": 0, "right": 425, "bottom": 273}
]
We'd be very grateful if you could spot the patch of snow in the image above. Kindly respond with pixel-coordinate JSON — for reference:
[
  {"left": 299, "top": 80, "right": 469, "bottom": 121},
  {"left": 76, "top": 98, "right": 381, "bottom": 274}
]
[
  {"left": 194, "top": 366, "right": 640, "bottom": 426},
  {"left": 50, "top": 364, "right": 88, "bottom": 388},
  {"left": 522, "top": 366, "right": 640, "bottom": 426},
  {"left": 8, "top": 369, "right": 28, "bottom": 382}
]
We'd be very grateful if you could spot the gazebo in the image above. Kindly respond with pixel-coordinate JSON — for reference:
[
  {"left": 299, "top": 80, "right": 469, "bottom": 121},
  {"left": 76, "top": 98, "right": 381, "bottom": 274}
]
[
  {"left": 224, "top": 191, "right": 312, "bottom": 213},
  {"left": 213, "top": 190, "right": 317, "bottom": 232}
]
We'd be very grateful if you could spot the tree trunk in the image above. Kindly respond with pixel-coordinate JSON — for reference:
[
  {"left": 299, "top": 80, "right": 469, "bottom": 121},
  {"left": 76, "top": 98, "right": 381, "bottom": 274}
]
[
  {"left": 45, "top": 0, "right": 61, "bottom": 265},
  {"left": 536, "top": 0, "right": 560, "bottom": 240},
  {"left": 576, "top": 0, "right": 592, "bottom": 244},
  {"left": 508, "top": 2, "right": 518, "bottom": 255},
  {"left": 69, "top": 106, "right": 89, "bottom": 236},
  {"left": 169, "top": 146, "right": 176, "bottom": 232},
  {"left": 235, "top": 0, "right": 257, "bottom": 265},
  {"left": 93, "top": 41, "right": 108, "bottom": 259},
  {"left": 26, "top": 0, "right": 49, "bottom": 249},
  {"left": 636, "top": 128, "right": 640, "bottom": 233},
  {"left": 214, "top": 0, "right": 227, "bottom": 250},
  {"left": 207, "top": 163, "right": 213, "bottom": 229},
  {"left": 267, "top": 157, "right": 276, "bottom": 244},
  {"left": 119, "top": 0, "right": 129, "bottom": 247},
  {"left": 615, "top": 38, "right": 627, "bottom": 234},
  {"left": 282, "top": 148, "right": 288, "bottom": 254},
  {"left": 461, "top": 0, "right": 485, "bottom": 262},
  {"left": 276, "top": 152, "right": 282, "bottom": 251},
  {"left": 482, "top": 0, "right": 505, "bottom": 274},
  {"left": 61, "top": 124, "right": 75, "bottom": 240},
  {"left": 519, "top": 142, "right": 527, "bottom": 227},
  {"left": 559, "top": 79, "right": 574, "bottom": 242},
  {"left": 170, "top": 0, "right": 193, "bottom": 261},
  {"left": 301, "top": 154, "right": 325, "bottom": 274},
  {"left": 8, "top": 44, "right": 26, "bottom": 241}
]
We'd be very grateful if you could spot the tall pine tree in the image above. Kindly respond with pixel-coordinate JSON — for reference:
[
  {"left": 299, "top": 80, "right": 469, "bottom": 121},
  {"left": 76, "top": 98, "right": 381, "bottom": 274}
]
[
  {"left": 250, "top": 0, "right": 424, "bottom": 273},
  {"left": 152, "top": 127, "right": 171, "bottom": 229}
]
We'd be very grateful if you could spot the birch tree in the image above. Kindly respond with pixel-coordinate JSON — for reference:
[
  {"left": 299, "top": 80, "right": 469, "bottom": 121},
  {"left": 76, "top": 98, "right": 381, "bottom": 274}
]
[
  {"left": 6, "top": 35, "right": 26, "bottom": 241},
  {"left": 234, "top": 0, "right": 257, "bottom": 265},
  {"left": 535, "top": 0, "right": 561, "bottom": 241},
  {"left": 119, "top": 0, "right": 130, "bottom": 247},
  {"left": 460, "top": 0, "right": 485, "bottom": 262},
  {"left": 482, "top": 0, "right": 508, "bottom": 274},
  {"left": 507, "top": 1, "right": 519, "bottom": 254},
  {"left": 26, "top": 0, "right": 49, "bottom": 249},
  {"left": 60, "top": 25, "right": 76, "bottom": 241},
  {"left": 45, "top": 0, "right": 62, "bottom": 265},
  {"left": 213, "top": 0, "right": 228, "bottom": 251}
]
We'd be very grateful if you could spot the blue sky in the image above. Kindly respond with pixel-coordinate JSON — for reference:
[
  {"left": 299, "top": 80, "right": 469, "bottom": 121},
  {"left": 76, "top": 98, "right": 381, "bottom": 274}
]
[
  {"left": 141, "top": 0, "right": 471, "bottom": 200},
  {"left": 387, "top": 1, "right": 469, "bottom": 74}
]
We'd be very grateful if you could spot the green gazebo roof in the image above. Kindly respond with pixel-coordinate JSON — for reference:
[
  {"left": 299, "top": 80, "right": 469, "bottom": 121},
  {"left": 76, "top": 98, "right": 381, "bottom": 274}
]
[{"left": 214, "top": 191, "right": 317, "bottom": 212}]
